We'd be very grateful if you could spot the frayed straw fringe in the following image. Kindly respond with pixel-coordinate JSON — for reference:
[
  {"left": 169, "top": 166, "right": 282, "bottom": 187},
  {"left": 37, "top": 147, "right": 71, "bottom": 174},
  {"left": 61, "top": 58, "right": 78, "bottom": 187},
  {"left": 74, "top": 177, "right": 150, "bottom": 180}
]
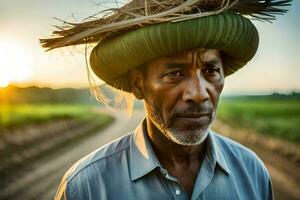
[
  {"left": 40, "top": 0, "right": 292, "bottom": 51},
  {"left": 84, "top": 43, "right": 135, "bottom": 115}
]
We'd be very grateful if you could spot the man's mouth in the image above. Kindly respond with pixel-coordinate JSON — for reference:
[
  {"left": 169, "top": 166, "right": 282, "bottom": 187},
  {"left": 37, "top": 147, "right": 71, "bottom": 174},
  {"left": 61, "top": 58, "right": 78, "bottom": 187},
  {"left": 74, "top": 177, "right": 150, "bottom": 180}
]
[{"left": 174, "top": 113, "right": 211, "bottom": 125}]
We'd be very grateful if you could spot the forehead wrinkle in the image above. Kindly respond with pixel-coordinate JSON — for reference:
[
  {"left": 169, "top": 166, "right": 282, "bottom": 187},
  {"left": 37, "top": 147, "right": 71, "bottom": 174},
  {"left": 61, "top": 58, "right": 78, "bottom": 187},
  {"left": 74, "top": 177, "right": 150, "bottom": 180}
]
[
  {"left": 185, "top": 48, "right": 206, "bottom": 68},
  {"left": 165, "top": 62, "right": 188, "bottom": 69}
]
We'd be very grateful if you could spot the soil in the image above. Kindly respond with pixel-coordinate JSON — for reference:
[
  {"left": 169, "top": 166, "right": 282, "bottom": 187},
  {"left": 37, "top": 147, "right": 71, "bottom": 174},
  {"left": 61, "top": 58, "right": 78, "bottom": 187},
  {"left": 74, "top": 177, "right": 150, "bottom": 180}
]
[{"left": 0, "top": 109, "right": 299, "bottom": 200}]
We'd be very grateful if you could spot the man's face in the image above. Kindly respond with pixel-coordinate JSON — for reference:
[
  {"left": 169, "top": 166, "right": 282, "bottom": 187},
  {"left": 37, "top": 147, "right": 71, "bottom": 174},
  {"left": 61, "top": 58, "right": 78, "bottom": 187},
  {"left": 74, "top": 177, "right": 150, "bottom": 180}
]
[{"left": 138, "top": 48, "right": 224, "bottom": 146}]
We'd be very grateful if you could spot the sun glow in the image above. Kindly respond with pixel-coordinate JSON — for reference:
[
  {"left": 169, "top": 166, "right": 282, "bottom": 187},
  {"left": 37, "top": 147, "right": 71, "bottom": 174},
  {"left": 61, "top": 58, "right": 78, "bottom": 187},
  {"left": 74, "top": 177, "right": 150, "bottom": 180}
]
[
  {"left": 0, "top": 39, "right": 33, "bottom": 87},
  {"left": 0, "top": 79, "right": 9, "bottom": 88}
]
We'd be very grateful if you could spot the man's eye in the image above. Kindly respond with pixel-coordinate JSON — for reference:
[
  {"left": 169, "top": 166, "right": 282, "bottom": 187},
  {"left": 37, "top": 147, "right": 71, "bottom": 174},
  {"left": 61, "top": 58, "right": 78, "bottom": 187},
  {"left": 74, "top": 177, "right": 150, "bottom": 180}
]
[
  {"left": 202, "top": 66, "right": 221, "bottom": 81},
  {"left": 162, "top": 71, "right": 184, "bottom": 82},
  {"left": 166, "top": 71, "right": 183, "bottom": 77},
  {"left": 204, "top": 68, "right": 219, "bottom": 74}
]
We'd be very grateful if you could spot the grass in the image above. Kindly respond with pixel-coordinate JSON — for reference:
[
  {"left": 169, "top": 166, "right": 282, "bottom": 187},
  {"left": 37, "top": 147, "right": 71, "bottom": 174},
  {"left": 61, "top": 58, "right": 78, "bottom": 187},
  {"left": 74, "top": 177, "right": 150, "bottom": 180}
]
[
  {"left": 0, "top": 103, "right": 115, "bottom": 182},
  {"left": 0, "top": 103, "right": 109, "bottom": 129},
  {"left": 216, "top": 98, "right": 300, "bottom": 144}
]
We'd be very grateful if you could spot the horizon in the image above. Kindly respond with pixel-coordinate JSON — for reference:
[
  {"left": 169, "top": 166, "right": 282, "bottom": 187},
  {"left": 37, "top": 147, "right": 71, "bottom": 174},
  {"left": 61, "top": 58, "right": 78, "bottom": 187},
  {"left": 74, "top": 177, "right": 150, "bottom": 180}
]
[
  {"left": 0, "top": 0, "right": 299, "bottom": 95},
  {"left": 3, "top": 83, "right": 299, "bottom": 97}
]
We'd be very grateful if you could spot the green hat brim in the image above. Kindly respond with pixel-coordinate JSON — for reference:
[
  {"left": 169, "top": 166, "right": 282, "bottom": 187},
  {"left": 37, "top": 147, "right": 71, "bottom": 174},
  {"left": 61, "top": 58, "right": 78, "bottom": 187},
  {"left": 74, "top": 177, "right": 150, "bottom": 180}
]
[{"left": 90, "top": 11, "right": 259, "bottom": 92}]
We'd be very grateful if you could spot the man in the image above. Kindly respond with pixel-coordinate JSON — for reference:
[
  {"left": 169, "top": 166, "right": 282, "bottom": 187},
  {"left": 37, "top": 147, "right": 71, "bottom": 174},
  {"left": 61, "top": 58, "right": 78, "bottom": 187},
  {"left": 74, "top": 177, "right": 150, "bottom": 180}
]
[{"left": 41, "top": 1, "right": 291, "bottom": 199}]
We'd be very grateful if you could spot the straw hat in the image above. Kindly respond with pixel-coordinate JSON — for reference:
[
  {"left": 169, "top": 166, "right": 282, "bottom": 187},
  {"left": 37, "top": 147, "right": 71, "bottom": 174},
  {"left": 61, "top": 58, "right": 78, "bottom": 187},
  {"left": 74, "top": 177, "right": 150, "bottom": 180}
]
[{"left": 41, "top": 0, "right": 292, "bottom": 92}]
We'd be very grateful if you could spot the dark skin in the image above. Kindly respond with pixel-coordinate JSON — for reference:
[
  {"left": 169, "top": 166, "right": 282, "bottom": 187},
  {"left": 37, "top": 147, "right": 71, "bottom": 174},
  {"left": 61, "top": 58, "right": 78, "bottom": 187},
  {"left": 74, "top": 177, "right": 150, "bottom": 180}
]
[{"left": 130, "top": 48, "right": 224, "bottom": 197}]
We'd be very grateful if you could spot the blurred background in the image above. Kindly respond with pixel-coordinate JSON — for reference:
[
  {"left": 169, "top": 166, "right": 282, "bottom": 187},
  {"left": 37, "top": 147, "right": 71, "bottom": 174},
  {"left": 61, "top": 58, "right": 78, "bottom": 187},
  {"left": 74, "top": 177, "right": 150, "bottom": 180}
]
[{"left": 0, "top": 0, "right": 299, "bottom": 199}]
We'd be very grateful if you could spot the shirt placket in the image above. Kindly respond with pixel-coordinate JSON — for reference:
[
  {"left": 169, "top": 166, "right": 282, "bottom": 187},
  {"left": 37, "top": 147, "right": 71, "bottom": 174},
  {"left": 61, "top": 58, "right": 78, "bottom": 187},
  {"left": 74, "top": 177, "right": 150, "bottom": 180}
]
[
  {"left": 191, "top": 156, "right": 216, "bottom": 200},
  {"left": 160, "top": 168, "right": 189, "bottom": 200}
]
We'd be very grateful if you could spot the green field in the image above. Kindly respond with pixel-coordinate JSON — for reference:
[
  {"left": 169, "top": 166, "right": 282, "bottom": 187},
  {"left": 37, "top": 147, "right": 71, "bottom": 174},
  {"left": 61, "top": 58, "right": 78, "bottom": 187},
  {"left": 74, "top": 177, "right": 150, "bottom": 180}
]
[
  {"left": 217, "top": 97, "right": 300, "bottom": 144},
  {"left": 0, "top": 103, "right": 110, "bottom": 129},
  {"left": 1, "top": 98, "right": 299, "bottom": 144}
]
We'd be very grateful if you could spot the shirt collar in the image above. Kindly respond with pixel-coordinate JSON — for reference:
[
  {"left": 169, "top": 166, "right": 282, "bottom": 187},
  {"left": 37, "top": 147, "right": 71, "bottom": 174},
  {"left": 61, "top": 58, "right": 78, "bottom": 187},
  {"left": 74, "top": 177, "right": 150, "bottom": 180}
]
[
  {"left": 130, "top": 119, "right": 161, "bottom": 181},
  {"left": 130, "top": 119, "right": 230, "bottom": 181},
  {"left": 206, "top": 131, "right": 230, "bottom": 175}
]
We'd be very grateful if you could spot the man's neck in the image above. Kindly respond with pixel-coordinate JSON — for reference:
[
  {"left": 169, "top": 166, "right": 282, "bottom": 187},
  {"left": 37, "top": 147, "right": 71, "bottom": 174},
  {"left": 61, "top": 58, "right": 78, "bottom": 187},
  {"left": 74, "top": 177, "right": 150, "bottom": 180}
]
[
  {"left": 145, "top": 118, "right": 206, "bottom": 168},
  {"left": 145, "top": 117, "right": 207, "bottom": 197}
]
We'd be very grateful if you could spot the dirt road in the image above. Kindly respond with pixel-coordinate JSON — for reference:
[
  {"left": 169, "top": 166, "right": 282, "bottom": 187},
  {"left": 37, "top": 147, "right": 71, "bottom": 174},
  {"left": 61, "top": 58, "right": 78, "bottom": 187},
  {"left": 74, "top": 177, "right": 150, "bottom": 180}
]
[
  {"left": 1, "top": 109, "right": 299, "bottom": 200},
  {"left": 1, "top": 109, "right": 146, "bottom": 200}
]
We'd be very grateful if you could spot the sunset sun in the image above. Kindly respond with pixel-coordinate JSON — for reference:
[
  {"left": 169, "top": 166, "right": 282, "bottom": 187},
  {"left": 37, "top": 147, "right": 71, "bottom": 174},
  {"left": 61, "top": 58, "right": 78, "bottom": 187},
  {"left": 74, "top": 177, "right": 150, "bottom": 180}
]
[{"left": 0, "top": 39, "right": 33, "bottom": 87}]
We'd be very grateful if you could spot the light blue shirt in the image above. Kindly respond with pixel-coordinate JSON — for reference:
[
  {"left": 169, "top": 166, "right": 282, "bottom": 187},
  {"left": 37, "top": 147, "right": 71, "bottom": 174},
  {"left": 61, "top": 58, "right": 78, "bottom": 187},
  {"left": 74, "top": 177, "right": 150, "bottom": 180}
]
[{"left": 55, "top": 120, "right": 273, "bottom": 200}]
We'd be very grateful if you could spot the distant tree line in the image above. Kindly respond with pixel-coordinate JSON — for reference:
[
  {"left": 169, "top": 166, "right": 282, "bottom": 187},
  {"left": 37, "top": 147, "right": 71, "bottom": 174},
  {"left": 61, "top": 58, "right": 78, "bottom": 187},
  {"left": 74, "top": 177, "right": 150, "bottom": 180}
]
[
  {"left": 2, "top": 85, "right": 98, "bottom": 104},
  {"left": 222, "top": 91, "right": 300, "bottom": 101}
]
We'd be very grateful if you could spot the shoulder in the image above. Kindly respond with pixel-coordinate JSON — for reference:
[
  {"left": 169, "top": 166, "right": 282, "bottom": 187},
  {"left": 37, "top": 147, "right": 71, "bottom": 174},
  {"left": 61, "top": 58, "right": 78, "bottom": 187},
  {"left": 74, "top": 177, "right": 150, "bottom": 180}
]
[
  {"left": 212, "top": 131, "right": 256, "bottom": 157},
  {"left": 67, "top": 132, "right": 132, "bottom": 182},
  {"left": 54, "top": 132, "right": 133, "bottom": 199},
  {"left": 210, "top": 131, "right": 273, "bottom": 199},
  {"left": 211, "top": 131, "right": 270, "bottom": 178}
]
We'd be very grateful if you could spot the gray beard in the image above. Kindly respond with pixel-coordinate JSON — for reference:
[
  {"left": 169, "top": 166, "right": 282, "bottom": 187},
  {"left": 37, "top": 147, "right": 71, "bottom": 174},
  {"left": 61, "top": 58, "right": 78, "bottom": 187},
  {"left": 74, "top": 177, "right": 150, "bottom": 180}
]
[{"left": 148, "top": 101, "right": 212, "bottom": 146}]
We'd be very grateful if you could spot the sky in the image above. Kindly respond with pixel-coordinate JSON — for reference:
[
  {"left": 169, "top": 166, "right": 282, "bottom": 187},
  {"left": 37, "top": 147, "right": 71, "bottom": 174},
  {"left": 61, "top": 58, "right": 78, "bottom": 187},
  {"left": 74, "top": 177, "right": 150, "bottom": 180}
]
[{"left": 0, "top": 0, "right": 299, "bottom": 95}]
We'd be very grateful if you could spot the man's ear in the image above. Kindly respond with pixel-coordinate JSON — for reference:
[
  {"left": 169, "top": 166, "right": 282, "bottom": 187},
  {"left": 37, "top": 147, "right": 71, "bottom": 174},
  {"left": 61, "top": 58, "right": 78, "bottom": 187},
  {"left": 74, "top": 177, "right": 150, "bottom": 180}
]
[{"left": 130, "top": 69, "right": 145, "bottom": 100}]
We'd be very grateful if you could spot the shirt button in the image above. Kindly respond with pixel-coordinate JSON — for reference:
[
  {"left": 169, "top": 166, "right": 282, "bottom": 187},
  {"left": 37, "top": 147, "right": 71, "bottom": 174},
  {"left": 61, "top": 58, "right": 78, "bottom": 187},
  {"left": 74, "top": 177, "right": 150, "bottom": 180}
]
[{"left": 175, "top": 189, "right": 181, "bottom": 195}]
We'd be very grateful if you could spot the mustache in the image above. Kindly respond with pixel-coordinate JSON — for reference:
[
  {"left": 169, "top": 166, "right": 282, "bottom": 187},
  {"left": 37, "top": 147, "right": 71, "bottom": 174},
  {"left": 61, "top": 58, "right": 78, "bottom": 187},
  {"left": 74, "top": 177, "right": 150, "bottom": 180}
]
[{"left": 171, "top": 103, "right": 214, "bottom": 118}]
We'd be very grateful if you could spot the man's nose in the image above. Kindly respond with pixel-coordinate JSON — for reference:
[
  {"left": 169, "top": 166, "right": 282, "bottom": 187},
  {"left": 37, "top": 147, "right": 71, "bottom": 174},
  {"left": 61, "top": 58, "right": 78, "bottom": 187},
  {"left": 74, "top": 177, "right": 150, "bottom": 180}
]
[{"left": 182, "top": 73, "right": 209, "bottom": 103}]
